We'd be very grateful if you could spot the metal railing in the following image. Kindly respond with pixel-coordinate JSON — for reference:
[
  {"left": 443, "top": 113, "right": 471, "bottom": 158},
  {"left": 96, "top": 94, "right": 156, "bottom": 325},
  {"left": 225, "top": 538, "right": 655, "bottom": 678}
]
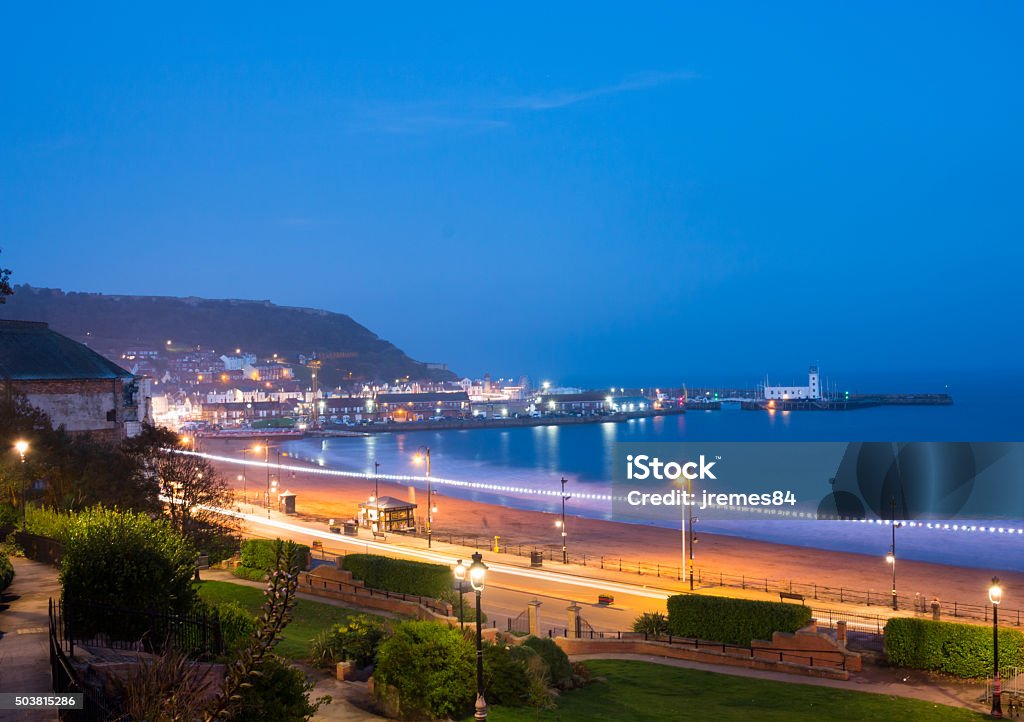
[{"left": 543, "top": 628, "right": 849, "bottom": 671}]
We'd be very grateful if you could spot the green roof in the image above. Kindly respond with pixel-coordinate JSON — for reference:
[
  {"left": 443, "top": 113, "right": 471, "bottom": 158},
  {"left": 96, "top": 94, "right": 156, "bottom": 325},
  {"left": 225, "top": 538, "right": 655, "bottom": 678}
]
[{"left": 0, "top": 320, "right": 133, "bottom": 381}]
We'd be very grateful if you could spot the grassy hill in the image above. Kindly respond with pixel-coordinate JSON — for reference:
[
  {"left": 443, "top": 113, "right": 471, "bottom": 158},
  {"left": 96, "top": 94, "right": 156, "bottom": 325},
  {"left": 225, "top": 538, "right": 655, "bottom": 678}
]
[{"left": 0, "top": 285, "right": 455, "bottom": 385}]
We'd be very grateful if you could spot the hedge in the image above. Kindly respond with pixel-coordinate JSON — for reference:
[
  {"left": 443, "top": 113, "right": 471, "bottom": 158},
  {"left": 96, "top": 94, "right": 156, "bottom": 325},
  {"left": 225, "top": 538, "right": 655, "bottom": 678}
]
[
  {"left": 666, "top": 594, "right": 812, "bottom": 646},
  {"left": 885, "top": 617, "right": 1024, "bottom": 678},
  {"left": 0, "top": 553, "right": 14, "bottom": 592},
  {"left": 340, "top": 554, "right": 451, "bottom": 598},
  {"left": 239, "top": 539, "right": 309, "bottom": 572}
]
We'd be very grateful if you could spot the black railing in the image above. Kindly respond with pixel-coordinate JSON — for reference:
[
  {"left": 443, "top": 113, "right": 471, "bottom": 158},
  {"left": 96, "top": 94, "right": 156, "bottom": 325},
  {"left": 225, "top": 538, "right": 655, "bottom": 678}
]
[
  {"left": 59, "top": 598, "right": 223, "bottom": 659},
  {"left": 544, "top": 627, "right": 848, "bottom": 671},
  {"left": 49, "top": 599, "right": 121, "bottom": 721},
  {"left": 507, "top": 609, "right": 530, "bottom": 635}
]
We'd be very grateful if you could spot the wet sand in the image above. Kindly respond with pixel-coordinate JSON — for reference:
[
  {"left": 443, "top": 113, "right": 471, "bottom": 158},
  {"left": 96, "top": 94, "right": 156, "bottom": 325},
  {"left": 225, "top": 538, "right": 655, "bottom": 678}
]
[{"left": 203, "top": 439, "right": 1024, "bottom": 611}]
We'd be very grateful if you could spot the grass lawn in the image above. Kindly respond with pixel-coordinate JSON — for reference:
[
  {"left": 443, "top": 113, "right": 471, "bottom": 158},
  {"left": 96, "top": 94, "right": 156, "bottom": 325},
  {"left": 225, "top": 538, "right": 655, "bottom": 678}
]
[
  {"left": 481, "top": 660, "right": 985, "bottom": 722},
  {"left": 197, "top": 580, "right": 382, "bottom": 660}
]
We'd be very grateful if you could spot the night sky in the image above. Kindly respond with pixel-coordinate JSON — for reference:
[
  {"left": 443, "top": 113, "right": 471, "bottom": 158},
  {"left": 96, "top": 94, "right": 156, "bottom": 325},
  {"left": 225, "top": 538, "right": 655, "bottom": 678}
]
[{"left": 2, "top": 4, "right": 1021, "bottom": 387}]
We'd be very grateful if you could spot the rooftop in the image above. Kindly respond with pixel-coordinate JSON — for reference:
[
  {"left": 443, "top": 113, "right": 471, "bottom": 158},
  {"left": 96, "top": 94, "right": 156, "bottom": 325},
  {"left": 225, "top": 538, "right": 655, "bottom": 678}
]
[{"left": 0, "top": 320, "right": 133, "bottom": 381}]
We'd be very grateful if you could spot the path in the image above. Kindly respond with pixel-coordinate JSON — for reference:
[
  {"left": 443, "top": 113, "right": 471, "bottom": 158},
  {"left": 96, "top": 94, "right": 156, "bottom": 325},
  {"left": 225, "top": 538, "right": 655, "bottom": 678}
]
[{"left": 0, "top": 557, "right": 60, "bottom": 722}]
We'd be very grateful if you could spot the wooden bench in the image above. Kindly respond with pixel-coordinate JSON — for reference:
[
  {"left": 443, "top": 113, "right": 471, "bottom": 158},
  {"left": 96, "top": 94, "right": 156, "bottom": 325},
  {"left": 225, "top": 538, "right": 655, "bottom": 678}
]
[
  {"left": 372, "top": 531, "right": 387, "bottom": 540},
  {"left": 779, "top": 591, "right": 806, "bottom": 604}
]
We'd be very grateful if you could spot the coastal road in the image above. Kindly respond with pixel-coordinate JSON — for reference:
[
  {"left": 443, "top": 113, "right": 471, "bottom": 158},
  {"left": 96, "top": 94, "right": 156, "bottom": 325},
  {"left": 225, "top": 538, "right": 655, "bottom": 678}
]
[{"left": 212, "top": 504, "right": 668, "bottom": 632}]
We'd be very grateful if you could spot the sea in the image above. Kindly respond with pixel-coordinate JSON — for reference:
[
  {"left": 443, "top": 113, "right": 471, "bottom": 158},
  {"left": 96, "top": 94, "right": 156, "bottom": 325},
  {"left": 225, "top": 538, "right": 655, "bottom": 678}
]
[{"left": 280, "top": 377, "right": 1024, "bottom": 572}]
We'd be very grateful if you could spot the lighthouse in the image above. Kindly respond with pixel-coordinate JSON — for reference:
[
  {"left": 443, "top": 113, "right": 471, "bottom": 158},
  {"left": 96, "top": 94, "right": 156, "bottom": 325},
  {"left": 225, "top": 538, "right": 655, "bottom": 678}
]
[{"left": 763, "top": 365, "right": 822, "bottom": 400}]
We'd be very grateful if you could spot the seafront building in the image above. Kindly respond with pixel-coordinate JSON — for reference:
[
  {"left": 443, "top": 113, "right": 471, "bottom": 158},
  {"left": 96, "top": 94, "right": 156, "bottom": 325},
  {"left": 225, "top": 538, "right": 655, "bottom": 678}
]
[{"left": 763, "top": 366, "right": 821, "bottom": 401}]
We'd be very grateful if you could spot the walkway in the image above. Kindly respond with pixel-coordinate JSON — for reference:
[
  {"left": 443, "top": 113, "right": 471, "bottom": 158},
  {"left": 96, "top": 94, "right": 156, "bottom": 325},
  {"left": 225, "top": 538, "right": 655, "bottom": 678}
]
[
  {"left": 0, "top": 556, "right": 60, "bottom": 722},
  {"left": 570, "top": 652, "right": 987, "bottom": 713}
]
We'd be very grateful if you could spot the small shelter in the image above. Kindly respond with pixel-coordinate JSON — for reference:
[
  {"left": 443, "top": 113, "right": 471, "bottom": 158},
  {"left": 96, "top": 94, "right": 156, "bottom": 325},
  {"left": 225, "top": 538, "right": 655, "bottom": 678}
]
[
  {"left": 278, "top": 490, "right": 296, "bottom": 515},
  {"left": 358, "top": 495, "right": 417, "bottom": 533}
]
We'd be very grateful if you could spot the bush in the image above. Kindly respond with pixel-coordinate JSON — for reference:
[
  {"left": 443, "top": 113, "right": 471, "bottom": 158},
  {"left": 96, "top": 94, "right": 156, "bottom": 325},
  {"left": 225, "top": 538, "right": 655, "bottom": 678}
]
[
  {"left": 213, "top": 601, "right": 258, "bottom": 656},
  {"left": 666, "top": 594, "right": 812, "bottom": 646},
  {"left": 522, "top": 636, "right": 573, "bottom": 688},
  {"left": 240, "top": 539, "right": 309, "bottom": 572},
  {"left": 232, "top": 565, "right": 269, "bottom": 582},
  {"left": 341, "top": 554, "right": 451, "bottom": 598},
  {"left": 59, "top": 507, "right": 197, "bottom": 640},
  {"left": 483, "top": 643, "right": 551, "bottom": 707},
  {"left": 374, "top": 620, "right": 475, "bottom": 720},
  {"left": 0, "top": 553, "right": 13, "bottom": 592},
  {"left": 439, "top": 588, "right": 487, "bottom": 624},
  {"left": 227, "top": 654, "right": 325, "bottom": 722},
  {"left": 884, "top": 617, "right": 1024, "bottom": 678},
  {"left": 309, "top": 615, "right": 386, "bottom": 669},
  {"left": 24, "top": 506, "right": 75, "bottom": 541},
  {"left": 632, "top": 611, "right": 670, "bottom": 636}
]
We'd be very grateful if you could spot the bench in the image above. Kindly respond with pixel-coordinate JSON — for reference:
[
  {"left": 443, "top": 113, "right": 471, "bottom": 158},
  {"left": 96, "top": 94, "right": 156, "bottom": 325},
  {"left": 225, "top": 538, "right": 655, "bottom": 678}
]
[
  {"left": 372, "top": 531, "right": 387, "bottom": 540},
  {"left": 779, "top": 591, "right": 806, "bottom": 604}
]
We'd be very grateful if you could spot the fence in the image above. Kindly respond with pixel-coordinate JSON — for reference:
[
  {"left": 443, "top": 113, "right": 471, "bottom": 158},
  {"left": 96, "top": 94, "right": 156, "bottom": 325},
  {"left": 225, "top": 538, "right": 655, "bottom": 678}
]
[
  {"left": 543, "top": 628, "right": 850, "bottom": 672},
  {"left": 48, "top": 599, "right": 121, "bottom": 721},
  {"left": 417, "top": 532, "right": 1023, "bottom": 628},
  {"left": 59, "top": 598, "right": 223, "bottom": 659}
]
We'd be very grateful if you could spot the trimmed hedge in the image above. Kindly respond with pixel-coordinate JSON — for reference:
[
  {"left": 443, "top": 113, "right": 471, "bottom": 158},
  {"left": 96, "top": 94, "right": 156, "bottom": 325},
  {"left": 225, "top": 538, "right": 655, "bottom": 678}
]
[
  {"left": 0, "top": 553, "right": 13, "bottom": 592},
  {"left": 341, "top": 554, "right": 451, "bottom": 598},
  {"left": 239, "top": 539, "right": 309, "bottom": 572},
  {"left": 666, "top": 594, "right": 812, "bottom": 646},
  {"left": 885, "top": 617, "right": 1024, "bottom": 679},
  {"left": 232, "top": 565, "right": 269, "bottom": 582}
]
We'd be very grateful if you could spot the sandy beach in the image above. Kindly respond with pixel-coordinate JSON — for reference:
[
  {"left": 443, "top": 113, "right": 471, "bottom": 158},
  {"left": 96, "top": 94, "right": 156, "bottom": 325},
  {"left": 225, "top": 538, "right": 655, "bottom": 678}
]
[{"left": 203, "top": 438, "right": 1024, "bottom": 614}]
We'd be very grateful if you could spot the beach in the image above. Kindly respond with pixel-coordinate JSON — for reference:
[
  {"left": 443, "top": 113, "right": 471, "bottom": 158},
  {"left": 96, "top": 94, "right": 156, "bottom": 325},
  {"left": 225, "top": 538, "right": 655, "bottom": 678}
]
[{"left": 203, "top": 438, "right": 1024, "bottom": 613}]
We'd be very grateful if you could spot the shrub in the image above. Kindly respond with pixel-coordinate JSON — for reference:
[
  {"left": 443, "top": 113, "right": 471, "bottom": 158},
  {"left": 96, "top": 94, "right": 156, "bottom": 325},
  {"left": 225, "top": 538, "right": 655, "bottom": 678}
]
[
  {"left": 213, "top": 601, "right": 258, "bottom": 656},
  {"left": 24, "top": 506, "right": 75, "bottom": 541},
  {"left": 240, "top": 539, "right": 309, "bottom": 572},
  {"left": 666, "top": 594, "right": 812, "bottom": 646},
  {"left": 341, "top": 554, "right": 451, "bottom": 598},
  {"left": 59, "top": 507, "right": 197, "bottom": 640},
  {"left": 884, "top": 617, "right": 1024, "bottom": 678},
  {"left": 439, "top": 588, "right": 487, "bottom": 623},
  {"left": 309, "top": 615, "right": 386, "bottom": 669},
  {"left": 483, "top": 643, "right": 551, "bottom": 707},
  {"left": 0, "top": 553, "right": 13, "bottom": 592},
  {"left": 232, "top": 565, "right": 269, "bottom": 582},
  {"left": 522, "top": 636, "right": 573, "bottom": 688},
  {"left": 227, "top": 654, "right": 325, "bottom": 722},
  {"left": 632, "top": 611, "right": 670, "bottom": 635},
  {"left": 374, "top": 620, "right": 475, "bottom": 719}
]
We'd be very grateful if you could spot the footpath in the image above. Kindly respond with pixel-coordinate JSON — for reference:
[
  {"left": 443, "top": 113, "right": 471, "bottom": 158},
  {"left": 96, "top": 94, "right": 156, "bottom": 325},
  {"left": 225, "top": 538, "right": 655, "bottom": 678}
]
[{"left": 0, "top": 557, "right": 60, "bottom": 722}]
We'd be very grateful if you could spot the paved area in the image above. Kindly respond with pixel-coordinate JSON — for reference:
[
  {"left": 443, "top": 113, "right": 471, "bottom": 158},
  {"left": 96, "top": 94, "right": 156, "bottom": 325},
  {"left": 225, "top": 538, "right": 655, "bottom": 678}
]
[
  {"left": 0, "top": 556, "right": 60, "bottom": 722},
  {"left": 570, "top": 652, "right": 988, "bottom": 714}
]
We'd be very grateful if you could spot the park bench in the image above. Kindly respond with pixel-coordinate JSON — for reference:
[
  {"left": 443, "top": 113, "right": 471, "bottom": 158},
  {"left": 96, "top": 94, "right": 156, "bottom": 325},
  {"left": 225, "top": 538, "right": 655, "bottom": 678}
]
[
  {"left": 372, "top": 530, "right": 387, "bottom": 540},
  {"left": 779, "top": 591, "right": 806, "bottom": 604}
]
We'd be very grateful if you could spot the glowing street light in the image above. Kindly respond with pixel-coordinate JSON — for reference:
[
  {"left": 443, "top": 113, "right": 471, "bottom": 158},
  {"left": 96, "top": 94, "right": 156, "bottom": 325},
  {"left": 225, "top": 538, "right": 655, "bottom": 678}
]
[
  {"left": 469, "top": 552, "right": 488, "bottom": 721},
  {"left": 14, "top": 440, "right": 29, "bottom": 530},
  {"left": 990, "top": 576, "right": 1004, "bottom": 718},
  {"left": 453, "top": 559, "right": 468, "bottom": 631},
  {"left": 413, "top": 447, "right": 435, "bottom": 548},
  {"left": 558, "top": 476, "right": 570, "bottom": 564}
]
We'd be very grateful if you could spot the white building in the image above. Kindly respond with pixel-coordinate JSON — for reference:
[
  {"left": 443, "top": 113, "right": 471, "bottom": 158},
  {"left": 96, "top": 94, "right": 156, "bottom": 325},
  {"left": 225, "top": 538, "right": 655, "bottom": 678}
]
[{"left": 763, "top": 366, "right": 820, "bottom": 400}]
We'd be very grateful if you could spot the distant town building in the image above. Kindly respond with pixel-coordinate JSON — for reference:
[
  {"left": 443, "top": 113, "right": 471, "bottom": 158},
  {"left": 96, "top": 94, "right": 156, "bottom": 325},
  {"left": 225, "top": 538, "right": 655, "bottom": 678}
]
[
  {"left": 0, "top": 320, "right": 151, "bottom": 441},
  {"left": 763, "top": 366, "right": 821, "bottom": 400},
  {"left": 375, "top": 391, "right": 470, "bottom": 422},
  {"left": 537, "top": 392, "right": 608, "bottom": 414}
]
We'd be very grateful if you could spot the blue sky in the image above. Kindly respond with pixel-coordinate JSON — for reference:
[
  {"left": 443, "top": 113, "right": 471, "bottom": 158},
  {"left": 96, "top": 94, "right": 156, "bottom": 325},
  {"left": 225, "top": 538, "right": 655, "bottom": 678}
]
[{"left": 2, "top": 3, "right": 1022, "bottom": 387}]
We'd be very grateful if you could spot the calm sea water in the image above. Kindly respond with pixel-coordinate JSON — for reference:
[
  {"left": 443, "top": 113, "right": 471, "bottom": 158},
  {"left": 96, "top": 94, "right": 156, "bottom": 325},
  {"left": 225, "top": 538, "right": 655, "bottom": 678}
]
[{"left": 282, "top": 379, "right": 1024, "bottom": 571}]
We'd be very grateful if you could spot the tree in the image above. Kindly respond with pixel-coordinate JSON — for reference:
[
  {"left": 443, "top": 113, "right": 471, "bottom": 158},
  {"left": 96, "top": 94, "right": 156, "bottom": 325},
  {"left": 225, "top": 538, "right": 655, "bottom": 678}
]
[
  {"left": 0, "top": 249, "right": 11, "bottom": 302},
  {"left": 125, "top": 425, "right": 239, "bottom": 559}
]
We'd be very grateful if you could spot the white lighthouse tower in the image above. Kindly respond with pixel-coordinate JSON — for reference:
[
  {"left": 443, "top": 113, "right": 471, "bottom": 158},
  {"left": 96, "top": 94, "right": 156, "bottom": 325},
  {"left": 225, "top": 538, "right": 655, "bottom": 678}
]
[
  {"left": 808, "top": 366, "right": 820, "bottom": 400},
  {"left": 763, "top": 365, "right": 822, "bottom": 400}
]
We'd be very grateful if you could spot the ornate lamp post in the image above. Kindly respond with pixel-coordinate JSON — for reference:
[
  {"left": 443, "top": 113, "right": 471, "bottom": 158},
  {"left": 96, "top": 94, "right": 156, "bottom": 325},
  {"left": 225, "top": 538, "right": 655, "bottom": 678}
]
[
  {"left": 990, "top": 576, "right": 1003, "bottom": 718},
  {"left": 413, "top": 447, "right": 437, "bottom": 548},
  {"left": 14, "top": 440, "right": 29, "bottom": 530},
  {"left": 555, "top": 476, "right": 570, "bottom": 564},
  {"left": 885, "top": 497, "right": 902, "bottom": 611},
  {"left": 469, "top": 553, "right": 488, "bottom": 721},
  {"left": 454, "top": 558, "right": 467, "bottom": 631}
]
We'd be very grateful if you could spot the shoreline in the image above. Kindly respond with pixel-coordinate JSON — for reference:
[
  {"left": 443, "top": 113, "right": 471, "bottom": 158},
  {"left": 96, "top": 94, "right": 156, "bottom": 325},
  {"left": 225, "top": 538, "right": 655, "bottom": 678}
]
[{"left": 203, "top": 438, "right": 1024, "bottom": 613}]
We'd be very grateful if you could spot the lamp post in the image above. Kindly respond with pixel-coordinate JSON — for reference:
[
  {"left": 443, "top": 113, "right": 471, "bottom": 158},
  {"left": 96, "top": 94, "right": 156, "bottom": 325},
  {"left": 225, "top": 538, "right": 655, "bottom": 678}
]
[
  {"left": 413, "top": 447, "right": 436, "bottom": 548},
  {"left": 676, "top": 470, "right": 696, "bottom": 590},
  {"left": 14, "top": 440, "right": 29, "bottom": 530},
  {"left": 990, "top": 576, "right": 1003, "bottom": 718},
  {"left": 555, "top": 477, "right": 570, "bottom": 564},
  {"left": 469, "top": 553, "right": 488, "bottom": 721},
  {"left": 886, "top": 497, "right": 902, "bottom": 611},
  {"left": 454, "top": 559, "right": 467, "bottom": 631}
]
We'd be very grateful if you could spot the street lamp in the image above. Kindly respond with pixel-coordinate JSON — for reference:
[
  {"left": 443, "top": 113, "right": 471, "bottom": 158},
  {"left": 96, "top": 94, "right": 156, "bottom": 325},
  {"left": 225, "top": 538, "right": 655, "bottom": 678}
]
[
  {"left": 14, "top": 440, "right": 28, "bottom": 530},
  {"left": 675, "top": 468, "right": 696, "bottom": 590},
  {"left": 557, "top": 476, "right": 570, "bottom": 564},
  {"left": 886, "top": 497, "right": 902, "bottom": 611},
  {"left": 454, "top": 559, "right": 467, "bottom": 631},
  {"left": 469, "top": 553, "right": 488, "bottom": 721},
  {"left": 413, "top": 447, "right": 435, "bottom": 548},
  {"left": 990, "top": 576, "right": 1003, "bottom": 718}
]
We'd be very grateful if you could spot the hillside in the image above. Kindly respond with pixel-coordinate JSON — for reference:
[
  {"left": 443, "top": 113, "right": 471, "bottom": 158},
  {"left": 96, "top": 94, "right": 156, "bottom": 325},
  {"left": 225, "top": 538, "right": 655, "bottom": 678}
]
[{"left": 0, "top": 286, "right": 455, "bottom": 386}]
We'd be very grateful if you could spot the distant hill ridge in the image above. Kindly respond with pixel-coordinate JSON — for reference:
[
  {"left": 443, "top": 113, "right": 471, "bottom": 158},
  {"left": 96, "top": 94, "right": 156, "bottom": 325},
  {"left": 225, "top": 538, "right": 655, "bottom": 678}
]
[{"left": 0, "top": 285, "right": 455, "bottom": 385}]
